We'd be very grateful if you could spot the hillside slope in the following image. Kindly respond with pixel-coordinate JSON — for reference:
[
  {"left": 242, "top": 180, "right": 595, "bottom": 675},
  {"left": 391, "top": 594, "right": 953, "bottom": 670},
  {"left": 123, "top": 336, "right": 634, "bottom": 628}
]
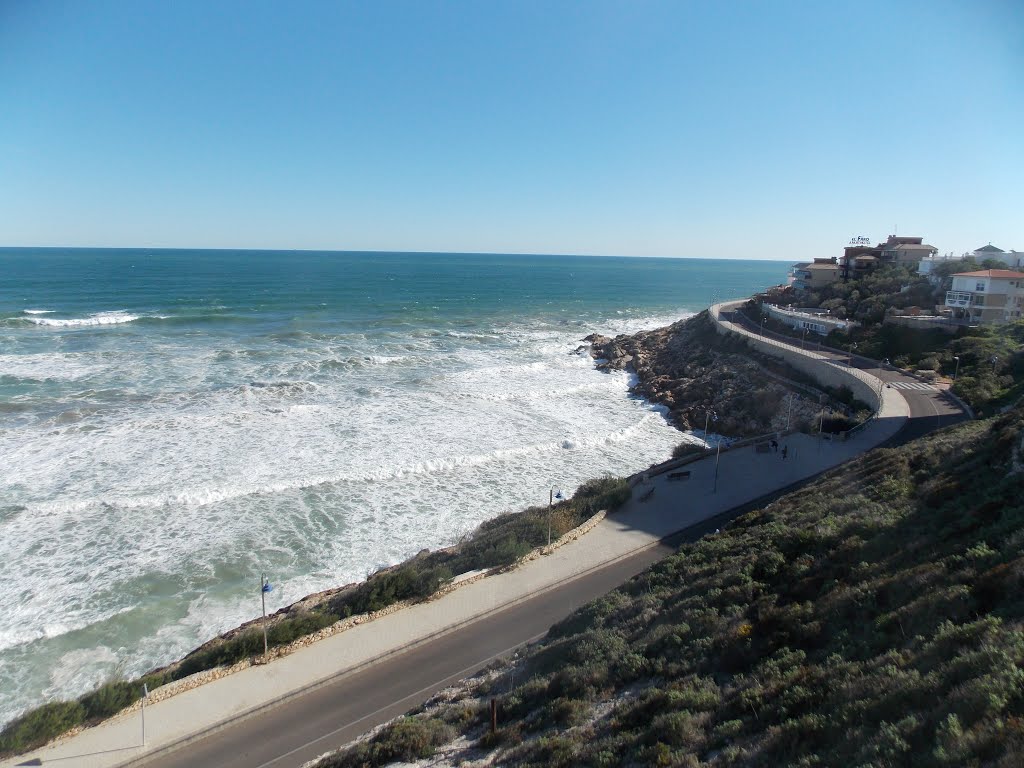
[{"left": 318, "top": 407, "right": 1024, "bottom": 767}]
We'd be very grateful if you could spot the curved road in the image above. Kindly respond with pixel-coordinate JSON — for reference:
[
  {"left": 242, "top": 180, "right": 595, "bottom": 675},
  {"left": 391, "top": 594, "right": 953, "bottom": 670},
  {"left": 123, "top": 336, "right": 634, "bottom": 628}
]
[
  {"left": 126, "top": 314, "right": 968, "bottom": 768},
  {"left": 724, "top": 309, "right": 967, "bottom": 442}
]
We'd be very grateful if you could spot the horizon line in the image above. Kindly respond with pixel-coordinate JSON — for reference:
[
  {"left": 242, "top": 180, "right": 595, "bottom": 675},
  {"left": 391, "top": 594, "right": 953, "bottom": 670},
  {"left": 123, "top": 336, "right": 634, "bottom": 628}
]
[{"left": 0, "top": 245, "right": 794, "bottom": 262}]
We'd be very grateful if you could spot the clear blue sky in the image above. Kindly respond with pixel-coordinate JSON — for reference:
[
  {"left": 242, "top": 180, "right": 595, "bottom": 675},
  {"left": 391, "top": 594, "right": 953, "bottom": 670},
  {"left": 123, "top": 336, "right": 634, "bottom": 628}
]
[{"left": 1, "top": 1, "right": 1021, "bottom": 259}]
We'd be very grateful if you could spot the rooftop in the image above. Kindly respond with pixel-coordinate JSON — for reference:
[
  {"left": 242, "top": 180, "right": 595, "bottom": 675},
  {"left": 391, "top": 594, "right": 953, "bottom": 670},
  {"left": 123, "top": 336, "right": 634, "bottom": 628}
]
[
  {"left": 888, "top": 243, "right": 938, "bottom": 251},
  {"left": 974, "top": 244, "right": 1005, "bottom": 253},
  {"left": 952, "top": 269, "right": 1024, "bottom": 280}
]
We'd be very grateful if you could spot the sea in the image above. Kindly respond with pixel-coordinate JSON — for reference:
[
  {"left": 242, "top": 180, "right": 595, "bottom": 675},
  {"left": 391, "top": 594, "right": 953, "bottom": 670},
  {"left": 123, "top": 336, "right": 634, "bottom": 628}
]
[{"left": 0, "top": 248, "right": 788, "bottom": 727}]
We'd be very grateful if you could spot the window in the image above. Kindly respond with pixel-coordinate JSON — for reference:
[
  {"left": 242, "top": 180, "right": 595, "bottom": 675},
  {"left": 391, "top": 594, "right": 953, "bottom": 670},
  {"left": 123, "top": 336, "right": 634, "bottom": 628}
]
[{"left": 976, "top": 282, "right": 986, "bottom": 291}]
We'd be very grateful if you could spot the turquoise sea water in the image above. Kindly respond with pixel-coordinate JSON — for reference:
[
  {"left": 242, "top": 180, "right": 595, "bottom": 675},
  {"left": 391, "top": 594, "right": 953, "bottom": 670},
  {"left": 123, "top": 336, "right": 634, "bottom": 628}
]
[{"left": 0, "top": 248, "right": 787, "bottom": 726}]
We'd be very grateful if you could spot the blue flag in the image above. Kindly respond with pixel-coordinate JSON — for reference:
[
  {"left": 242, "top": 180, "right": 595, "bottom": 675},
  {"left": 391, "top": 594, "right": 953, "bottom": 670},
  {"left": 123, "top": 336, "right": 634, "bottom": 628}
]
[{"left": 262, "top": 582, "right": 273, "bottom": 593}]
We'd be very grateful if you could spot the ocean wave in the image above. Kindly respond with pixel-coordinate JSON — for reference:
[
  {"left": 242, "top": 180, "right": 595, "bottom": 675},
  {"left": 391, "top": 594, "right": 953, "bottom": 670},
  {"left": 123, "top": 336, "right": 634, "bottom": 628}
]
[
  {"left": 22, "top": 309, "right": 54, "bottom": 315},
  {"left": 27, "top": 311, "right": 141, "bottom": 327},
  {"left": 241, "top": 380, "right": 319, "bottom": 396}
]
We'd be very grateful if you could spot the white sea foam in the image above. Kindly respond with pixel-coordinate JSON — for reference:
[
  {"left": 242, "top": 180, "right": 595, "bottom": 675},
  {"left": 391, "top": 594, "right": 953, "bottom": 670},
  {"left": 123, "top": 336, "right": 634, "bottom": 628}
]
[
  {"left": 27, "top": 310, "right": 141, "bottom": 327},
  {"left": 23, "top": 309, "right": 54, "bottom": 315},
  {"left": 0, "top": 311, "right": 687, "bottom": 728}
]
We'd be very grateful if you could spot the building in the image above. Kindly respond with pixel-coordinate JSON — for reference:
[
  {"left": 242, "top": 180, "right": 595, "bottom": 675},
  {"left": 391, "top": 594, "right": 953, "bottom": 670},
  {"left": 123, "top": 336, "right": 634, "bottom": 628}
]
[
  {"left": 945, "top": 269, "right": 1024, "bottom": 324},
  {"left": 917, "top": 252, "right": 970, "bottom": 283},
  {"left": 972, "top": 244, "right": 1024, "bottom": 269},
  {"left": 792, "top": 258, "right": 840, "bottom": 291},
  {"left": 839, "top": 234, "right": 937, "bottom": 278},
  {"left": 879, "top": 236, "right": 938, "bottom": 265},
  {"left": 762, "top": 303, "right": 856, "bottom": 335}
]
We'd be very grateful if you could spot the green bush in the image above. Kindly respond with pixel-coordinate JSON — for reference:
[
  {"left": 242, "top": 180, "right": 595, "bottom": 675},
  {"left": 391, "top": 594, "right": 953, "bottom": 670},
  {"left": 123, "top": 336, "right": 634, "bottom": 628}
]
[
  {"left": 319, "top": 717, "right": 454, "bottom": 767},
  {"left": 0, "top": 701, "right": 86, "bottom": 757}
]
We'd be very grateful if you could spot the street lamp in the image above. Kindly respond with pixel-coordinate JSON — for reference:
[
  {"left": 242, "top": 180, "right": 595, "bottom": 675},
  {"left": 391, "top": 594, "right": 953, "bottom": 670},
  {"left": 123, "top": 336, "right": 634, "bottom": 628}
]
[
  {"left": 260, "top": 573, "right": 273, "bottom": 659},
  {"left": 761, "top": 315, "right": 768, "bottom": 336},
  {"left": 849, "top": 342, "right": 858, "bottom": 367},
  {"left": 548, "top": 488, "right": 563, "bottom": 546},
  {"left": 713, "top": 436, "right": 723, "bottom": 493},
  {"left": 703, "top": 408, "right": 717, "bottom": 442},
  {"left": 801, "top": 326, "right": 808, "bottom": 349},
  {"left": 953, "top": 355, "right": 960, "bottom": 381},
  {"left": 991, "top": 355, "right": 999, "bottom": 373}
]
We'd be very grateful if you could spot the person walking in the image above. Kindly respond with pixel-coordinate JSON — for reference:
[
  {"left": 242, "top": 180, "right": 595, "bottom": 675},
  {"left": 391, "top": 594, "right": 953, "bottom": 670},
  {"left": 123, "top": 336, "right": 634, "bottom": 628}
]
[{"left": 781, "top": 445, "right": 788, "bottom": 460}]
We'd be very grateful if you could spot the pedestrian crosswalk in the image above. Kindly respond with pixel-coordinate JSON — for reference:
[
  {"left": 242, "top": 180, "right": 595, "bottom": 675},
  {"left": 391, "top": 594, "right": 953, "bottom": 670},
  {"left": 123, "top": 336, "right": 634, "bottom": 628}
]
[{"left": 888, "top": 381, "right": 937, "bottom": 391}]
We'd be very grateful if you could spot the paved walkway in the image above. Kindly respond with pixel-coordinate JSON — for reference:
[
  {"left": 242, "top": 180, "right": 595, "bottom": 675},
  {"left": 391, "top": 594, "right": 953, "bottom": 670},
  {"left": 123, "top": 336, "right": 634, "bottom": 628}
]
[{"left": 3, "top": 318, "right": 911, "bottom": 768}]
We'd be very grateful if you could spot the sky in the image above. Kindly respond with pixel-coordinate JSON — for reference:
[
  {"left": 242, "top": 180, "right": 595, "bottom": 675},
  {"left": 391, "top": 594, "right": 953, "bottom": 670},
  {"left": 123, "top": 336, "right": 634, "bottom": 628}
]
[{"left": 0, "top": 0, "right": 1021, "bottom": 260}]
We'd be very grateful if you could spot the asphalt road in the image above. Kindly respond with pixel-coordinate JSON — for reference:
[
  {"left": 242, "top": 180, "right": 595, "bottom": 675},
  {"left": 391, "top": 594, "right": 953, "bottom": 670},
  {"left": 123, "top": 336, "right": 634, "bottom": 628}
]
[
  {"left": 133, "top": 316, "right": 969, "bottom": 768},
  {"left": 724, "top": 309, "right": 968, "bottom": 442}
]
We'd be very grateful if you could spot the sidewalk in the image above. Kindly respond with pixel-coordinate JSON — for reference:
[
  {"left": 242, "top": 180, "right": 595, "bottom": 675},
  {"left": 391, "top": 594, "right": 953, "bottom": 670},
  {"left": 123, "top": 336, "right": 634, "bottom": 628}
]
[{"left": 3, "top": 321, "right": 910, "bottom": 768}]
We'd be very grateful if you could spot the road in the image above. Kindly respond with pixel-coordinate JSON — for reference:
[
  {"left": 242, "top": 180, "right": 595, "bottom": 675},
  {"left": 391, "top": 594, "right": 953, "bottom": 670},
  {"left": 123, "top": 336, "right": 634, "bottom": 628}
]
[{"left": 724, "top": 309, "right": 967, "bottom": 442}]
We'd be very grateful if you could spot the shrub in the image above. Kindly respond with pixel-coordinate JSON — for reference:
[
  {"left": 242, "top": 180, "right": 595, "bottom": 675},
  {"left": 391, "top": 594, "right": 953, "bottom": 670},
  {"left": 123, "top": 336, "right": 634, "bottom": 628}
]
[{"left": 0, "top": 701, "right": 86, "bottom": 757}]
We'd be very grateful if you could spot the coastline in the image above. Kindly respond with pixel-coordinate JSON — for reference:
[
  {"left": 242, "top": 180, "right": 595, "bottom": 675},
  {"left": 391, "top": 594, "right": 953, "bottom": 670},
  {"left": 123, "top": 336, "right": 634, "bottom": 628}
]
[
  {"left": 0, "top": 296, "right": 925, "bottom": 768},
  {"left": 0, "top": 297, "right": 849, "bottom": 752}
]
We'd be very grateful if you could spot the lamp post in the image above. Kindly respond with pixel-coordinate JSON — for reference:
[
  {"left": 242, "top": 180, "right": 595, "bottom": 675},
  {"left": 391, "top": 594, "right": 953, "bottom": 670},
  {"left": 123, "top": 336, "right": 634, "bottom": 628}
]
[
  {"left": 848, "top": 342, "right": 857, "bottom": 367},
  {"left": 991, "top": 355, "right": 999, "bottom": 373},
  {"left": 761, "top": 315, "right": 768, "bottom": 336},
  {"left": 141, "top": 683, "right": 149, "bottom": 746},
  {"left": 548, "top": 488, "right": 562, "bottom": 547},
  {"left": 713, "top": 437, "right": 723, "bottom": 493},
  {"left": 786, "top": 392, "right": 794, "bottom": 431},
  {"left": 953, "top": 355, "right": 960, "bottom": 381},
  {"left": 703, "top": 408, "right": 717, "bottom": 442},
  {"left": 260, "top": 574, "right": 273, "bottom": 659},
  {"left": 801, "top": 326, "right": 808, "bottom": 349}
]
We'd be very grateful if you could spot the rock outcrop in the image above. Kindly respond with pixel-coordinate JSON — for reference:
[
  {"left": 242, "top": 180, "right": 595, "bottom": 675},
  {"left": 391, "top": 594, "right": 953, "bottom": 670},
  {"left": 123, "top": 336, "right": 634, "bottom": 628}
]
[{"left": 587, "top": 311, "right": 824, "bottom": 438}]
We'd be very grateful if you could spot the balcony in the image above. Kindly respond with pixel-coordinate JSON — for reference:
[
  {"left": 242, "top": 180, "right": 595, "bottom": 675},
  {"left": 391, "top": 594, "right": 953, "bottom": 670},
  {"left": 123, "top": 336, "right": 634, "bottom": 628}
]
[{"left": 945, "top": 291, "right": 974, "bottom": 307}]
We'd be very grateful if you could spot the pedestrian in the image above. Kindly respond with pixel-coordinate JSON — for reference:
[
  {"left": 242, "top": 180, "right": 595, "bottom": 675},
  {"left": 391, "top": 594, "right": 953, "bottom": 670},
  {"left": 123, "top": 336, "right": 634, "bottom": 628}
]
[
  {"left": 781, "top": 445, "right": 788, "bottom": 459},
  {"left": 770, "top": 439, "right": 778, "bottom": 452}
]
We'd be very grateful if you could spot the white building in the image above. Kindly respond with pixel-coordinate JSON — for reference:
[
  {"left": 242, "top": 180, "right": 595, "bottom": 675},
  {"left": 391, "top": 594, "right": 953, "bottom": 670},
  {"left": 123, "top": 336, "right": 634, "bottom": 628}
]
[
  {"left": 945, "top": 269, "right": 1024, "bottom": 324},
  {"left": 972, "top": 244, "right": 1024, "bottom": 269}
]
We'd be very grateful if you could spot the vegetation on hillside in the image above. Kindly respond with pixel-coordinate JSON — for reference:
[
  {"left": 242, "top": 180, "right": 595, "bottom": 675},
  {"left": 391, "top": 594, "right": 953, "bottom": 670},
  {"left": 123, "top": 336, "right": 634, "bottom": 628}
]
[
  {"left": 746, "top": 262, "right": 1024, "bottom": 415},
  {"left": 0, "top": 476, "right": 631, "bottom": 758},
  {"left": 317, "top": 407, "right": 1024, "bottom": 767}
]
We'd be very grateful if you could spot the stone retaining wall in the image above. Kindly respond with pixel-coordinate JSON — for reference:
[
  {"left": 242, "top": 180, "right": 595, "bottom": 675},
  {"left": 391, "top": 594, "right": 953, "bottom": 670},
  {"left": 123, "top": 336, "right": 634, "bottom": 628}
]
[{"left": 711, "top": 301, "right": 884, "bottom": 415}]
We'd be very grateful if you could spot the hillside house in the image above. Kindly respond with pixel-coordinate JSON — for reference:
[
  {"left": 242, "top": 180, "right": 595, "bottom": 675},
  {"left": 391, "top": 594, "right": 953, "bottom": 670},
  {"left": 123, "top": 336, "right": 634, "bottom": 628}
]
[
  {"left": 839, "top": 234, "right": 937, "bottom": 278},
  {"left": 792, "top": 258, "right": 840, "bottom": 291},
  {"left": 972, "top": 244, "right": 1024, "bottom": 269},
  {"left": 879, "top": 236, "right": 938, "bottom": 265},
  {"left": 945, "top": 269, "right": 1024, "bottom": 324}
]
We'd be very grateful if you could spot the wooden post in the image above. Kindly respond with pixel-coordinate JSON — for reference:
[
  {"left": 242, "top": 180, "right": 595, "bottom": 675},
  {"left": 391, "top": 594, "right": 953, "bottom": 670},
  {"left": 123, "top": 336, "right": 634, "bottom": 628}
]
[{"left": 490, "top": 698, "right": 497, "bottom": 733}]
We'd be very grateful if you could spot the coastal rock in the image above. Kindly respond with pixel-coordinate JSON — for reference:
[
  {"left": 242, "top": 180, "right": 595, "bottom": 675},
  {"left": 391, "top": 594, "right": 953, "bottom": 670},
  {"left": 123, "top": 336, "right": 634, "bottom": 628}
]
[{"left": 587, "top": 312, "right": 826, "bottom": 438}]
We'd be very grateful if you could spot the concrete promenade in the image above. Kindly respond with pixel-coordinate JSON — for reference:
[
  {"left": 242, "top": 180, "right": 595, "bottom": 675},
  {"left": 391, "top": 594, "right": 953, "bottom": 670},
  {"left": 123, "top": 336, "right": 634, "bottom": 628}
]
[{"left": 3, "top": 313, "right": 911, "bottom": 768}]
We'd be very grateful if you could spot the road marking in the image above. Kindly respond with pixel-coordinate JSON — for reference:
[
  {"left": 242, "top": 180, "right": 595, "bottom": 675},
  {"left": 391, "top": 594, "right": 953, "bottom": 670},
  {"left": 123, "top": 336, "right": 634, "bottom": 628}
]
[
  {"left": 888, "top": 381, "right": 936, "bottom": 391},
  {"left": 252, "top": 632, "right": 549, "bottom": 768}
]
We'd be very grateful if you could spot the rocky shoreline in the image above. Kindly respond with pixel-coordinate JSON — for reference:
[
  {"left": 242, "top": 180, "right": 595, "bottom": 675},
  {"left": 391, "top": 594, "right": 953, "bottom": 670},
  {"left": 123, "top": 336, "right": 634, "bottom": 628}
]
[{"left": 585, "top": 310, "right": 827, "bottom": 439}]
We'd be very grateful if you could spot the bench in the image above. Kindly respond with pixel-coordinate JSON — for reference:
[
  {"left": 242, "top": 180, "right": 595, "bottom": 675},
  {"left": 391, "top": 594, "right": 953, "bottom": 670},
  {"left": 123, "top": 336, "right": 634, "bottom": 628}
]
[{"left": 667, "top": 471, "right": 691, "bottom": 481}]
